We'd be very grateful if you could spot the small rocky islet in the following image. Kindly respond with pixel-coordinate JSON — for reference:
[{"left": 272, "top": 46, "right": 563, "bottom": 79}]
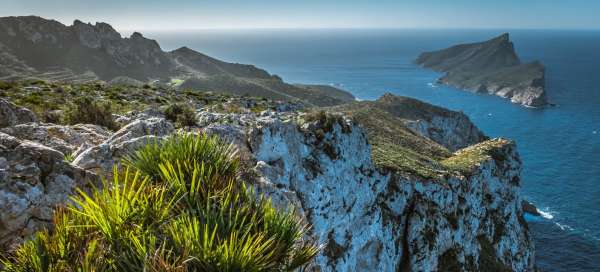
[
  {"left": 416, "top": 33, "right": 547, "bottom": 107},
  {"left": 0, "top": 16, "right": 539, "bottom": 271}
]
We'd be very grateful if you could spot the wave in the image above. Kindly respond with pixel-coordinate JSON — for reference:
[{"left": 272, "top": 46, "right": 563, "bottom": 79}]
[
  {"left": 538, "top": 208, "right": 554, "bottom": 220},
  {"left": 555, "top": 222, "right": 575, "bottom": 231}
]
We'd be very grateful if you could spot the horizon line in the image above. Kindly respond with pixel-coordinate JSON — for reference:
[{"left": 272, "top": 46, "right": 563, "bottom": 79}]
[{"left": 120, "top": 26, "right": 600, "bottom": 32}]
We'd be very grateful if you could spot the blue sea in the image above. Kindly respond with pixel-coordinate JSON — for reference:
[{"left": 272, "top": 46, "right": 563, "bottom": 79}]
[{"left": 146, "top": 29, "right": 600, "bottom": 271}]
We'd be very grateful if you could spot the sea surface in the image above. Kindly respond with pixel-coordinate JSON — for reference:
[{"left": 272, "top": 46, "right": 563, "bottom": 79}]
[{"left": 146, "top": 29, "right": 600, "bottom": 271}]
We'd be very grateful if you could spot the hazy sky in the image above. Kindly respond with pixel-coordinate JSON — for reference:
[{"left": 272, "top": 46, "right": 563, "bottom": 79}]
[{"left": 3, "top": 0, "right": 600, "bottom": 31}]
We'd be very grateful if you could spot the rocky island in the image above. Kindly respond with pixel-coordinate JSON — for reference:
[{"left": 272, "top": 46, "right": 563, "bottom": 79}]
[
  {"left": 416, "top": 33, "right": 547, "bottom": 107},
  {"left": 0, "top": 16, "right": 536, "bottom": 271}
]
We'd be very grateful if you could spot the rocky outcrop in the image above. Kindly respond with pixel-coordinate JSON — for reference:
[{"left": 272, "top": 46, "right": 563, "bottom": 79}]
[
  {"left": 0, "top": 123, "right": 110, "bottom": 155},
  {"left": 375, "top": 93, "right": 487, "bottom": 151},
  {"left": 0, "top": 132, "right": 98, "bottom": 250},
  {"left": 0, "top": 16, "right": 354, "bottom": 106},
  {"left": 202, "top": 112, "right": 534, "bottom": 271},
  {"left": 416, "top": 33, "right": 547, "bottom": 107},
  {"left": 73, "top": 117, "right": 174, "bottom": 175},
  {"left": 0, "top": 98, "right": 37, "bottom": 128},
  {"left": 0, "top": 96, "right": 535, "bottom": 270},
  {"left": 332, "top": 93, "right": 487, "bottom": 152}
]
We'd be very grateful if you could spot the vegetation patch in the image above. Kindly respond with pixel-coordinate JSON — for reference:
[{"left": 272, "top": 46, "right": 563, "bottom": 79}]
[
  {"left": 164, "top": 103, "right": 197, "bottom": 127},
  {"left": 64, "top": 96, "right": 118, "bottom": 130},
  {"left": 441, "top": 139, "right": 512, "bottom": 175}
]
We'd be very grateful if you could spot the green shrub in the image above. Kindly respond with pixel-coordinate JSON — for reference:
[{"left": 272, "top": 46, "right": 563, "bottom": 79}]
[
  {"left": 63, "top": 152, "right": 75, "bottom": 163},
  {"left": 304, "top": 110, "right": 346, "bottom": 133},
  {"left": 0, "top": 80, "right": 14, "bottom": 90},
  {"left": 64, "top": 96, "right": 118, "bottom": 130},
  {"left": 1, "top": 133, "right": 318, "bottom": 271},
  {"left": 125, "top": 133, "right": 239, "bottom": 180},
  {"left": 164, "top": 103, "right": 197, "bottom": 127}
]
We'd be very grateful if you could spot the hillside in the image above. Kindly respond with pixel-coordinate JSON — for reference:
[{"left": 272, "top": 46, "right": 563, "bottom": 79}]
[
  {"left": 0, "top": 16, "right": 354, "bottom": 106},
  {"left": 328, "top": 93, "right": 487, "bottom": 178},
  {"left": 416, "top": 33, "right": 547, "bottom": 107}
]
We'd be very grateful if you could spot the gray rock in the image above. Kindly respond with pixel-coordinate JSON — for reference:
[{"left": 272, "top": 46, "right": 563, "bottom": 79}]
[
  {"left": 1, "top": 123, "right": 110, "bottom": 155},
  {"left": 0, "top": 132, "right": 98, "bottom": 250},
  {"left": 0, "top": 98, "right": 37, "bottom": 128},
  {"left": 73, "top": 117, "right": 174, "bottom": 175}
]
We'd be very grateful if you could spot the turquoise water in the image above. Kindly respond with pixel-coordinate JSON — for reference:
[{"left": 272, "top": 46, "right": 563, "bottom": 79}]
[{"left": 147, "top": 29, "right": 600, "bottom": 271}]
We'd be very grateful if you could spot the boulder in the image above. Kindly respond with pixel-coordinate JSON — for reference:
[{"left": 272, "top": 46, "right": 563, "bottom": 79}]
[
  {"left": 0, "top": 98, "right": 37, "bottom": 128},
  {"left": 73, "top": 117, "right": 174, "bottom": 175},
  {"left": 1, "top": 123, "right": 110, "bottom": 156}
]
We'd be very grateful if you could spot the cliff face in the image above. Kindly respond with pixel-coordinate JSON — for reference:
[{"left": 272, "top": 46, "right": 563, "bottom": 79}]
[
  {"left": 416, "top": 33, "right": 547, "bottom": 107},
  {"left": 0, "top": 16, "right": 354, "bottom": 106},
  {"left": 244, "top": 114, "right": 533, "bottom": 271}
]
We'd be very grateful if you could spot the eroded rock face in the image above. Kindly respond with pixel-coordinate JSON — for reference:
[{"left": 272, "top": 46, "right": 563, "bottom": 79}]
[
  {"left": 0, "top": 107, "right": 535, "bottom": 270},
  {"left": 0, "top": 123, "right": 110, "bottom": 156},
  {"left": 404, "top": 114, "right": 487, "bottom": 151},
  {"left": 245, "top": 116, "right": 534, "bottom": 271},
  {"left": 0, "top": 98, "right": 37, "bottom": 128},
  {"left": 73, "top": 117, "right": 174, "bottom": 175},
  {"left": 0, "top": 132, "right": 98, "bottom": 250}
]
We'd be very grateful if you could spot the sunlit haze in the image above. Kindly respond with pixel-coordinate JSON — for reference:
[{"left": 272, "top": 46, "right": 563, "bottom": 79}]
[{"left": 3, "top": 0, "right": 600, "bottom": 32}]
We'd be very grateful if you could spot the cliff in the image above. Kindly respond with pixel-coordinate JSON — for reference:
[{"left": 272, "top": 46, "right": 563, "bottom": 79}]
[
  {"left": 0, "top": 82, "right": 535, "bottom": 271},
  {"left": 416, "top": 33, "right": 547, "bottom": 107},
  {"left": 0, "top": 16, "right": 354, "bottom": 106}
]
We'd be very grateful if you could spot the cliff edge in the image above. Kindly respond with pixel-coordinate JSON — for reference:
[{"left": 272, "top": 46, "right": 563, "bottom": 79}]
[{"left": 0, "top": 82, "right": 535, "bottom": 270}]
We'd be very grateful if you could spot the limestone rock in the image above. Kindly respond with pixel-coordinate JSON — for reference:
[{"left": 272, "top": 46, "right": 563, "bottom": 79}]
[
  {"left": 247, "top": 116, "right": 534, "bottom": 271},
  {"left": 1, "top": 123, "right": 110, "bottom": 155},
  {"left": 0, "top": 132, "right": 98, "bottom": 250},
  {"left": 73, "top": 117, "right": 174, "bottom": 175}
]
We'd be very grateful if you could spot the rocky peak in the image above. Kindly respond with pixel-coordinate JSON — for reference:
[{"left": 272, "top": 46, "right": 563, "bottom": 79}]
[
  {"left": 71, "top": 20, "right": 122, "bottom": 49},
  {"left": 130, "top": 31, "right": 144, "bottom": 39}
]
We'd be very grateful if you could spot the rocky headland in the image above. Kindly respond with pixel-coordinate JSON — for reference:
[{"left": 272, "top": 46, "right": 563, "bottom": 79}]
[
  {"left": 416, "top": 33, "right": 547, "bottom": 107},
  {"left": 0, "top": 79, "right": 536, "bottom": 271}
]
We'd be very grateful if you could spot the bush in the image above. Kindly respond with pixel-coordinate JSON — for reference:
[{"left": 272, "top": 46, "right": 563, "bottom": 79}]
[
  {"left": 304, "top": 110, "right": 349, "bottom": 133},
  {"left": 164, "top": 103, "right": 197, "bottom": 127},
  {"left": 64, "top": 97, "right": 118, "bottom": 130},
  {"left": 125, "top": 133, "right": 240, "bottom": 180},
  {"left": 1, "top": 133, "right": 318, "bottom": 271},
  {"left": 0, "top": 80, "right": 15, "bottom": 90}
]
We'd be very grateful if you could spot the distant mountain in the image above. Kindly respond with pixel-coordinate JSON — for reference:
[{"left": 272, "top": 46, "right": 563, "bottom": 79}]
[
  {"left": 0, "top": 16, "right": 354, "bottom": 106},
  {"left": 416, "top": 33, "right": 547, "bottom": 107}
]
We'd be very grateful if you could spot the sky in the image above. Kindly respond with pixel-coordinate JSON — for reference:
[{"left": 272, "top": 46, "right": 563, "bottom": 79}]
[{"left": 2, "top": 0, "right": 600, "bottom": 31}]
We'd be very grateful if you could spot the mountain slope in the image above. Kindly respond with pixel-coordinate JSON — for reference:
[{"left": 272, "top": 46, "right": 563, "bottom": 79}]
[
  {"left": 0, "top": 16, "right": 354, "bottom": 106},
  {"left": 416, "top": 33, "right": 547, "bottom": 107}
]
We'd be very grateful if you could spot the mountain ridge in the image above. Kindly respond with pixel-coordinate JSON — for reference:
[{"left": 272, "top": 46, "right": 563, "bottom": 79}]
[{"left": 0, "top": 16, "right": 354, "bottom": 106}]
